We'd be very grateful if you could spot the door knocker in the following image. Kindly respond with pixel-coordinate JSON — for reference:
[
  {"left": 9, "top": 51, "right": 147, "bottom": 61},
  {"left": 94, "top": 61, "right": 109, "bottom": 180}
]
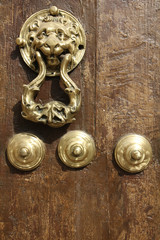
[{"left": 16, "top": 6, "right": 86, "bottom": 128}]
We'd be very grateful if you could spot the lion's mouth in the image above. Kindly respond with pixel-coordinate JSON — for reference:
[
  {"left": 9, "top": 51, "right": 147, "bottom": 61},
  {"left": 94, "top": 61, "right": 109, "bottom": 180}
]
[
  {"left": 45, "top": 49, "right": 71, "bottom": 68},
  {"left": 46, "top": 55, "right": 60, "bottom": 67}
]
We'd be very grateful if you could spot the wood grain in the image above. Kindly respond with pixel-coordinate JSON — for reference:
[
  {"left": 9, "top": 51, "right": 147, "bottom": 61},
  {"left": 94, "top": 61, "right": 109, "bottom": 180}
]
[
  {"left": 96, "top": 0, "right": 160, "bottom": 239},
  {"left": 0, "top": 0, "right": 160, "bottom": 239}
]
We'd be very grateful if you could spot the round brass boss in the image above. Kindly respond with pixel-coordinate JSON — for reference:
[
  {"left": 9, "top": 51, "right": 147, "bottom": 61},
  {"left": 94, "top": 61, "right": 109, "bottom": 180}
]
[
  {"left": 58, "top": 130, "right": 96, "bottom": 168},
  {"left": 16, "top": 6, "right": 86, "bottom": 76},
  {"left": 7, "top": 133, "right": 45, "bottom": 171},
  {"left": 114, "top": 134, "right": 152, "bottom": 173}
]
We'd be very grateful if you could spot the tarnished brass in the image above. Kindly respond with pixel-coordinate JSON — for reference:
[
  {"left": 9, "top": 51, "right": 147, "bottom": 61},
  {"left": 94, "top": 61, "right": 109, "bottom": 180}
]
[
  {"left": 58, "top": 131, "right": 96, "bottom": 168},
  {"left": 16, "top": 6, "right": 86, "bottom": 128},
  {"left": 7, "top": 133, "right": 45, "bottom": 171},
  {"left": 114, "top": 134, "right": 152, "bottom": 173}
]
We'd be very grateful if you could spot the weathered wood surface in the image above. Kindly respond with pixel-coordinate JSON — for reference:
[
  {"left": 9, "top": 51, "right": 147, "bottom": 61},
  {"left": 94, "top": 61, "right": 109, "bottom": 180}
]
[{"left": 0, "top": 0, "right": 160, "bottom": 239}]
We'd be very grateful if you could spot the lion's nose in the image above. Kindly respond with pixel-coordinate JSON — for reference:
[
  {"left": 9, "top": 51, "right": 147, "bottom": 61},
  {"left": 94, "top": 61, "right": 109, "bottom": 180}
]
[
  {"left": 46, "top": 34, "right": 62, "bottom": 54},
  {"left": 53, "top": 45, "right": 64, "bottom": 55}
]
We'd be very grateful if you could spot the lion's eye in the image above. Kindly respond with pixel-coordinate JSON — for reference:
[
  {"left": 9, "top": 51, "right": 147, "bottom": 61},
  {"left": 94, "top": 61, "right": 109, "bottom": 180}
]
[
  {"left": 38, "top": 35, "right": 43, "bottom": 40},
  {"left": 37, "top": 31, "right": 47, "bottom": 40},
  {"left": 57, "top": 31, "right": 69, "bottom": 41},
  {"left": 57, "top": 32, "right": 63, "bottom": 39},
  {"left": 44, "top": 43, "right": 50, "bottom": 48}
]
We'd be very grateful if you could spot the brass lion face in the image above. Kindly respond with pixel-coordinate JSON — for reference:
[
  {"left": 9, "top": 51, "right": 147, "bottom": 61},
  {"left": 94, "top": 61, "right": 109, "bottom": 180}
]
[
  {"left": 17, "top": 7, "right": 86, "bottom": 76},
  {"left": 28, "top": 19, "right": 81, "bottom": 71}
]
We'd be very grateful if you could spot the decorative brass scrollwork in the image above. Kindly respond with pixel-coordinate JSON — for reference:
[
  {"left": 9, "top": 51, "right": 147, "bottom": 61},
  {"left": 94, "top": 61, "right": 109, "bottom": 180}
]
[{"left": 16, "top": 6, "right": 86, "bottom": 127}]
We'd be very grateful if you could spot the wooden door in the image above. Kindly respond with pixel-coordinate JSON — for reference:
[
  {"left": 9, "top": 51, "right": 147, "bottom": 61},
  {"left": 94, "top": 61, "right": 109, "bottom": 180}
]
[{"left": 0, "top": 0, "right": 160, "bottom": 239}]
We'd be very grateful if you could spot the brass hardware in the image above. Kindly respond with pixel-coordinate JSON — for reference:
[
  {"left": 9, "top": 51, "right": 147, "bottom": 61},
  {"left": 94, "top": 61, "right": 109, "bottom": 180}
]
[
  {"left": 114, "top": 134, "right": 152, "bottom": 173},
  {"left": 7, "top": 133, "right": 45, "bottom": 171},
  {"left": 58, "top": 131, "right": 96, "bottom": 168},
  {"left": 16, "top": 6, "right": 86, "bottom": 128}
]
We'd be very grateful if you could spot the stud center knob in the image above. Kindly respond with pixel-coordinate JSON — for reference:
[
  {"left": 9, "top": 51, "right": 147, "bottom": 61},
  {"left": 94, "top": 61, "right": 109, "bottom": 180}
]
[
  {"left": 19, "top": 147, "right": 30, "bottom": 158},
  {"left": 131, "top": 150, "right": 142, "bottom": 161},
  {"left": 72, "top": 145, "right": 83, "bottom": 157}
]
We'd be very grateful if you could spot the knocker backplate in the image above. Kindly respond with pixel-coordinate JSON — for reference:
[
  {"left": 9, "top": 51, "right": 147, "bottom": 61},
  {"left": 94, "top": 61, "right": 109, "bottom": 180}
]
[{"left": 17, "top": 7, "right": 86, "bottom": 76}]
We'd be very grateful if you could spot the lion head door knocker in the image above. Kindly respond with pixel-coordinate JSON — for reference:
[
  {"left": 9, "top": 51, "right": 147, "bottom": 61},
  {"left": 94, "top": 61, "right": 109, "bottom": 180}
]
[{"left": 16, "top": 6, "right": 86, "bottom": 128}]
